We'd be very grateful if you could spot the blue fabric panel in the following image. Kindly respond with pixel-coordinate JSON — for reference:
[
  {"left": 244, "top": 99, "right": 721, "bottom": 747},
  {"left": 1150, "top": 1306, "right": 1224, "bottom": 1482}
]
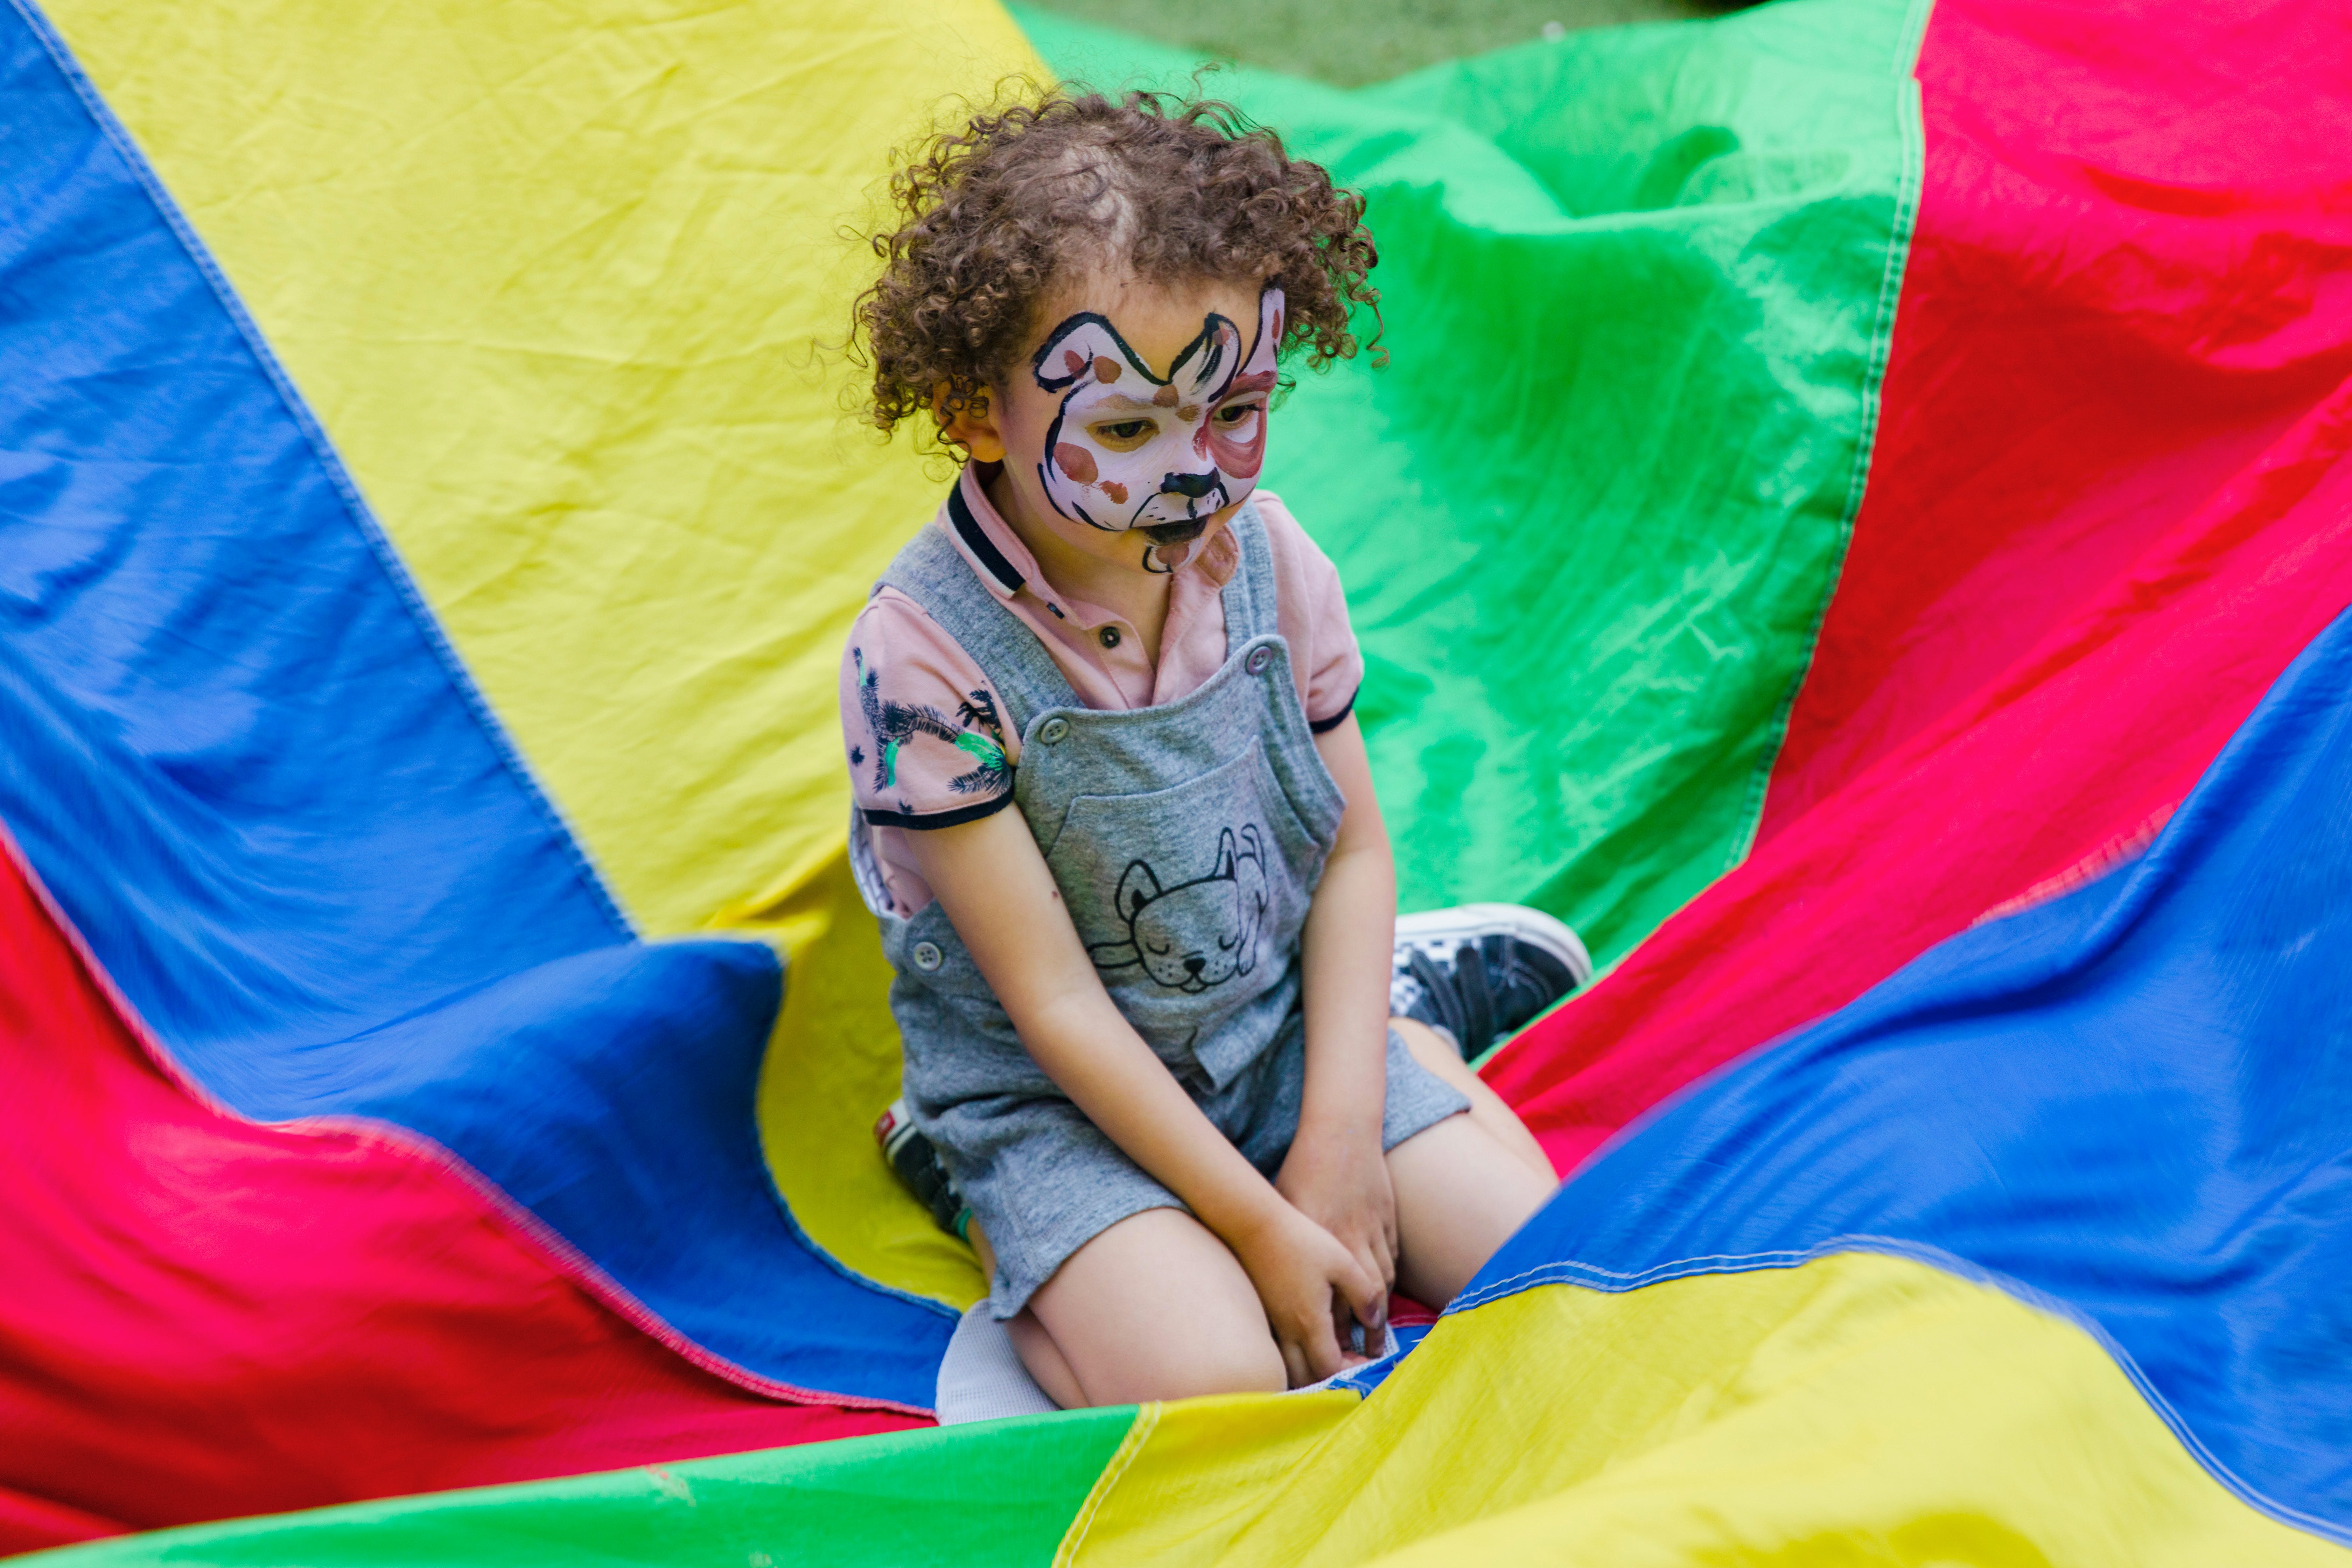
[
  {"left": 0, "top": 0, "right": 950, "bottom": 1407},
  {"left": 1467, "top": 607, "right": 2352, "bottom": 1542}
]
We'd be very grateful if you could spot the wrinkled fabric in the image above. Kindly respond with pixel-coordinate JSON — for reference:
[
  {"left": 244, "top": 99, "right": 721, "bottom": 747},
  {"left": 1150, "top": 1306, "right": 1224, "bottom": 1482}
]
[
  {"left": 1483, "top": 606, "right": 2352, "bottom": 1539},
  {"left": 13, "top": 0, "right": 2352, "bottom": 1554},
  {"left": 1490, "top": 0, "right": 2352, "bottom": 1175}
]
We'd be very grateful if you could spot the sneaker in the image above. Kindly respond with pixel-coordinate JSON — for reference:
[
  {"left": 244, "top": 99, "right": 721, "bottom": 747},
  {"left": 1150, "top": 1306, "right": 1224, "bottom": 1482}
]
[
  {"left": 875, "top": 1098, "right": 969, "bottom": 1238},
  {"left": 1392, "top": 904, "right": 1592, "bottom": 1061}
]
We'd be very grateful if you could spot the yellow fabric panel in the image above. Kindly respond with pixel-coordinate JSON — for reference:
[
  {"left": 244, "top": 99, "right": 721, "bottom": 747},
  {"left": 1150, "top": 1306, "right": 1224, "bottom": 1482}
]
[
  {"left": 52, "top": 0, "right": 1038, "bottom": 939},
  {"left": 53, "top": 0, "right": 1042, "bottom": 1306},
  {"left": 1054, "top": 1392, "right": 1358, "bottom": 1567},
  {"left": 1063, "top": 1254, "right": 2346, "bottom": 1567}
]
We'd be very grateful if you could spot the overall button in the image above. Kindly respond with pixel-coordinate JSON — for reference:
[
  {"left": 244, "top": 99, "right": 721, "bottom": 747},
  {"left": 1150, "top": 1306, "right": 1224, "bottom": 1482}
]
[
  {"left": 1245, "top": 646, "right": 1274, "bottom": 676},
  {"left": 912, "top": 941, "right": 943, "bottom": 971},
  {"left": 1038, "top": 717, "right": 1071, "bottom": 744},
  {"left": 1097, "top": 625, "right": 1122, "bottom": 650}
]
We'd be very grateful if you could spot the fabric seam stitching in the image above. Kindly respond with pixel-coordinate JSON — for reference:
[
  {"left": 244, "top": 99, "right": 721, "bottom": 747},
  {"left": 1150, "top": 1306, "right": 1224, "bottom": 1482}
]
[
  {"left": 1055, "top": 1402, "right": 1159, "bottom": 1566},
  {"left": 9, "top": 0, "right": 639, "bottom": 944},
  {"left": 1444, "top": 1242, "right": 2348, "bottom": 1544},
  {"left": 1720, "top": 0, "right": 1936, "bottom": 876},
  {"left": 0, "top": 817, "right": 927, "bottom": 1413}
]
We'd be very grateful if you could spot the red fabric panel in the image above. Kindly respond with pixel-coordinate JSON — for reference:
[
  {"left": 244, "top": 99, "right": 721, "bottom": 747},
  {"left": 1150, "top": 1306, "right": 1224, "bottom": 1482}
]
[
  {"left": 1758, "top": 0, "right": 2352, "bottom": 838},
  {"left": 0, "top": 849, "right": 917, "bottom": 1555},
  {"left": 1491, "top": 0, "right": 2352, "bottom": 1170}
]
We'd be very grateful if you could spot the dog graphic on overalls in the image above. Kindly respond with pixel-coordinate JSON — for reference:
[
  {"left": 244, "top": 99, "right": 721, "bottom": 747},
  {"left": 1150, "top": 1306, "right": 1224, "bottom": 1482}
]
[{"left": 1089, "top": 825, "right": 1271, "bottom": 993}]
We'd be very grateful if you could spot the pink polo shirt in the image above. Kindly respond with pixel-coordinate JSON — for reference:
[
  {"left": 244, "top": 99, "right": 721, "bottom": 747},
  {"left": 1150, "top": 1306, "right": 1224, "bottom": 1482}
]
[{"left": 841, "top": 463, "right": 1364, "bottom": 916}]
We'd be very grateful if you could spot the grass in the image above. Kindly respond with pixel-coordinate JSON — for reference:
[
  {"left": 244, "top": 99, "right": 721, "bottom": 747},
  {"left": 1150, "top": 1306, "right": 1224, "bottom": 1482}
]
[{"left": 1011, "top": 0, "right": 1754, "bottom": 87}]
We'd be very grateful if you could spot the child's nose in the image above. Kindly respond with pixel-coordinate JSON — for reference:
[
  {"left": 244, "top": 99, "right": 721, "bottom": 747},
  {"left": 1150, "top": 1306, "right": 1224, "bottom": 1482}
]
[{"left": 1160, "top": 471, "right": 1218, "bottom": 499}]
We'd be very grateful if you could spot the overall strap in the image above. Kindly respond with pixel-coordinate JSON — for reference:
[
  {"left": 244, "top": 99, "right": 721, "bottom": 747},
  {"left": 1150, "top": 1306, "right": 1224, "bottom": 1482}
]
[
  {"left": 876, "top": 511, "right": 1080, "bottom": 738},
  {"left": 1219, "top": 498, "right": 1281, "bottom": 643}
]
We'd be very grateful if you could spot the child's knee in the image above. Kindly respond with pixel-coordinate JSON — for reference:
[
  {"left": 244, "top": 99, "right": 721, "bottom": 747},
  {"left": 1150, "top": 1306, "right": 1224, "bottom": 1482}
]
[
  {"left": 1131, "top": 1332, "right": 1287, "bottom": 1403},
  {"left": 1054, "top": 1315, "right": 1286, "bottom": 1405},
  {"left": 1199, "top": 1333, "right": 1290, "bottom": 1397}
]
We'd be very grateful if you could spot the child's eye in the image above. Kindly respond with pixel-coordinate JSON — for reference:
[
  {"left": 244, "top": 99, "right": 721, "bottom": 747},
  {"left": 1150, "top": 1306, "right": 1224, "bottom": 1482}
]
[
  {"left": 1212, "top": 401, "right": 1261, "bottom": 427},
  {"left": 1089, "top": 419, "right": 1156, "bottom": 449}
]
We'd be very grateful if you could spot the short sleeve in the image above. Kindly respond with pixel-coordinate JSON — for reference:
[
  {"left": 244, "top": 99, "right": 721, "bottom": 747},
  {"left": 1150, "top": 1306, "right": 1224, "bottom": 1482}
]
[
  {"left": 840, "top": 589, "right": 1021, "bottom": 828},
  {"left": 1252, "top": 491, "right": 1364, "bottom": 732}
]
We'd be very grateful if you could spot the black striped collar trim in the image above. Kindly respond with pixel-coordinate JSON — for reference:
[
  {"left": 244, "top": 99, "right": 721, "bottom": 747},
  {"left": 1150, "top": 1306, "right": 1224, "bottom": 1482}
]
[{"left": 946, "top": 475, "right": 1025, "bottom": 597}]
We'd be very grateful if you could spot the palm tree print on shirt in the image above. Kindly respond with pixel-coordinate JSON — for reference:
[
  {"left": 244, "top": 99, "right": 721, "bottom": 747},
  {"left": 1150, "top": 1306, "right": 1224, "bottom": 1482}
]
[{"left": 853, "top": 647, "right": 1011, "bottom": 800}]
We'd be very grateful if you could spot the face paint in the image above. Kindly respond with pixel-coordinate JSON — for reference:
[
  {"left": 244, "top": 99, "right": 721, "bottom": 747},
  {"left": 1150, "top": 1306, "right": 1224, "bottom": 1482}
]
[{"left": 1030, "top": 285, "right": 1284, "bottom": 536}]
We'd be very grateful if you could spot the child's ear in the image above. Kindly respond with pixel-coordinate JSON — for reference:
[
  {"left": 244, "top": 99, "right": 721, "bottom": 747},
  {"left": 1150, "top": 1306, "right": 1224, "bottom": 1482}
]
[{"left": 937, "top": 383, "right": 1007, "bottom": 463}]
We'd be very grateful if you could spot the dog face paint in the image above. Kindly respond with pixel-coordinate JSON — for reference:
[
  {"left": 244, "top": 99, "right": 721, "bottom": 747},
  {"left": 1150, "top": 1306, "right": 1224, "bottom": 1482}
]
[{"left": 1030, "top": 286, "right": 1284, "bottom": 536}]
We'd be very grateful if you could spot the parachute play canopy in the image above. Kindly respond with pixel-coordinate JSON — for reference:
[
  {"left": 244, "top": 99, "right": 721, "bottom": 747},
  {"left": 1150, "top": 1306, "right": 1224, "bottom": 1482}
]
[{"left": 3, "top": 0, "right": 2347, "bottom": 1557}]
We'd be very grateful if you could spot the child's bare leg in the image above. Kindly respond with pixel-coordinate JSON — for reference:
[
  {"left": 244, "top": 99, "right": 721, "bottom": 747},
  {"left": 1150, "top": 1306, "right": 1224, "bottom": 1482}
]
[
  {"left": 997, "top": 1207, "right": 1285, "bottom": 1407},
  {"left": 1394, "top": 1016, "right": 1555, "bottom": 1180},
  {"left": 1386, "top": 1017, "right": 1559, "bottom": 1307},
  {"left": 1003, "top": 1310, "right": 1085, "bottom": 1408},
  {"left": 967, "top": 1221, "right": 1086, "bottom": 1408}
]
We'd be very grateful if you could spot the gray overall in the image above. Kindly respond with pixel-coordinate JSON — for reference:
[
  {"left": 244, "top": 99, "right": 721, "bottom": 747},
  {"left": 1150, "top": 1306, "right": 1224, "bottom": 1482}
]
[{"left": 859, "top": 500, "right": 1468, "bottom": 1318}]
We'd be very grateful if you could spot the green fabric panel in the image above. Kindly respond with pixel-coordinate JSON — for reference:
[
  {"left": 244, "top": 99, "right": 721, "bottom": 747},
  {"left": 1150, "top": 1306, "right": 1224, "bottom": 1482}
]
[
  {"left": 1015, "top": 0, "right": 1926, "bottom": 966},
  {"left": 27, "top": 1410, "right": 1135, "bottom": 1568}
]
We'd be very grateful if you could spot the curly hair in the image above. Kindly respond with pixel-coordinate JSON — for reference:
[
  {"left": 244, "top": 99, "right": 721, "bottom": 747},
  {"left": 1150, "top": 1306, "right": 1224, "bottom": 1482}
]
[{"left": 853, "top": 85, "right": 1381, "bottom": 442}]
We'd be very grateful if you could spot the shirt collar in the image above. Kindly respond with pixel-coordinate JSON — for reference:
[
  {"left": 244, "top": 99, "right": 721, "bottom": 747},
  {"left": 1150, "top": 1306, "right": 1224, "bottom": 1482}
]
[
  {"left": 943, "top": 463, "right": 1029, "bottom": 598},
  {"left": 940, "top": 463, "right": 1239, "bottom": 602}
]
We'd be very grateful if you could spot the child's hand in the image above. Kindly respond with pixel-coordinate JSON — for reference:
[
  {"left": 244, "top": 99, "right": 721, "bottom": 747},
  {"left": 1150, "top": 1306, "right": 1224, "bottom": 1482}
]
[
  {"left": 1275, "top": 1124, "right": 1398, "bottom": 1307},
  {"left": 1230, "top": 1204, "right": 1385, "bottom": 1388}
]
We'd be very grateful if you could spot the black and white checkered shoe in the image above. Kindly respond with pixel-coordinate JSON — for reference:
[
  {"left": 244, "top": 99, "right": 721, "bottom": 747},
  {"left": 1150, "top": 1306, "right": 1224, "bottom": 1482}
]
[
  {"left": 1391, "top": 903, "right": 1592, "bottom": 1061},
  {"left": 875, "top": 1098, "right": 968, "bottom": 1238}
]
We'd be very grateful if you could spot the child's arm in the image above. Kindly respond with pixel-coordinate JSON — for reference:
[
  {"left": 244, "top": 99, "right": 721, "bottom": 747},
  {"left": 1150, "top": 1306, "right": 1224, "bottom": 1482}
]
[
  {"left": 908, "top": 810, "right": 1385, "bottom": 1386},
  {"left": 1280, "top": 713, "right": 1404, "bottom": 1298}
]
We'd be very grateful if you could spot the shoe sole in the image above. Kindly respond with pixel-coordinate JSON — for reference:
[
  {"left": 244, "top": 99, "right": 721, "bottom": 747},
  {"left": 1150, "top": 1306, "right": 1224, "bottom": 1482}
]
[{"left": 1394, "top": 902, "right": 1594, "bottom": 987}]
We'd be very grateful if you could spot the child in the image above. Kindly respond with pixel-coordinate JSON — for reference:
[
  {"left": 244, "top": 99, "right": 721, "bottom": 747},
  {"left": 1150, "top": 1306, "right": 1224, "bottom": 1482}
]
[{"left": 842, "top": 89, "right": 1587, "bottom": 1406}]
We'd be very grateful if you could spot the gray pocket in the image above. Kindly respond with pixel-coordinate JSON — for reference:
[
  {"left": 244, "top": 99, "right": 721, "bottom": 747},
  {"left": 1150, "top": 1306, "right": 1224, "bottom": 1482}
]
[{"left": 1043, "top": 740, "right": 1315, "bottom": 1066}]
